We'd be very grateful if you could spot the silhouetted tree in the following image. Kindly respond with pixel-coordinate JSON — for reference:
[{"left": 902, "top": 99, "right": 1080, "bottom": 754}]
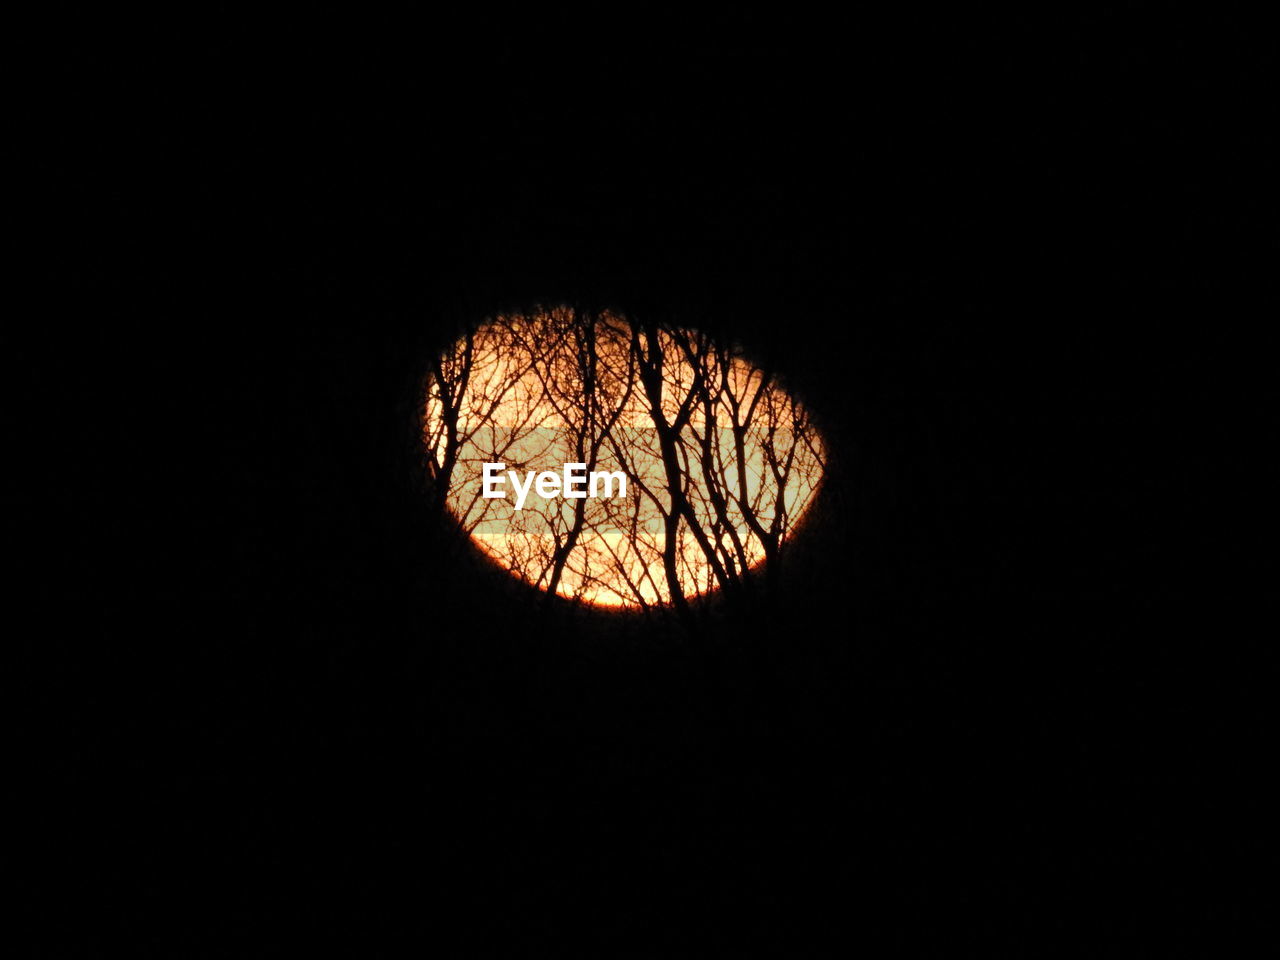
[{"left": 423, "top": 307, "right": 824, "bottom": 611}]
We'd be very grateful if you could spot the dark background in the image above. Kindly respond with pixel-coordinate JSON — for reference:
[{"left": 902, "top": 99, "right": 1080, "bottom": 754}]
[{"left": 31, "top": 11, "right": 1260, "bottom": 955}]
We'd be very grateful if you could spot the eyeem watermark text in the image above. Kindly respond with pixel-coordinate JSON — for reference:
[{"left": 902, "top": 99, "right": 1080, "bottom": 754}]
[{"left": 481, "top": 463, "right": 628, "bottom": 510}]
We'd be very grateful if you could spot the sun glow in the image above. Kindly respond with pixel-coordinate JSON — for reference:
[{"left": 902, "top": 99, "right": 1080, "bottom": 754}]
[{"left": 423, "top": 307, "right": 824, "bottom": 609}]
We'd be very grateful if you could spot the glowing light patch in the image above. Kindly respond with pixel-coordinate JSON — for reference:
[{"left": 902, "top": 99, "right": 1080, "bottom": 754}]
[{"left": 423, "top": 307, "right": 825, "bottom": 609}]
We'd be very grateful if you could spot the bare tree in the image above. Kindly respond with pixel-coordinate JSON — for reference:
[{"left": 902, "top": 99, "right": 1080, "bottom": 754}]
[{"left": 423, "top": 307, "right": 825, "bottom": 611}]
